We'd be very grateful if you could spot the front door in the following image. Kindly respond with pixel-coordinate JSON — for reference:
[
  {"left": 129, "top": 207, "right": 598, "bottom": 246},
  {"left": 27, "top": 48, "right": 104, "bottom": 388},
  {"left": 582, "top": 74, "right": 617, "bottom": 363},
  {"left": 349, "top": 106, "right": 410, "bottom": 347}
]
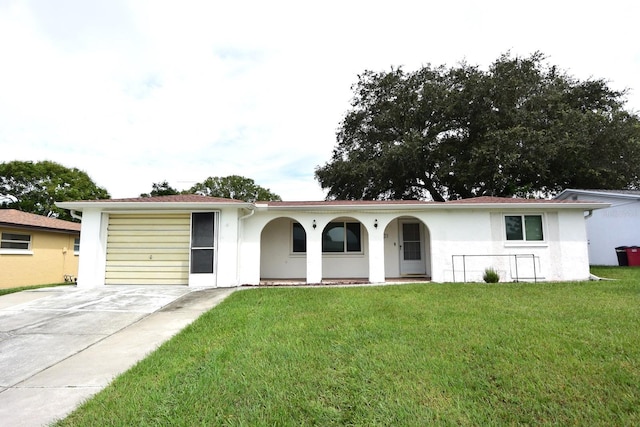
[
  {"left": 399, "top": 221, "right": 426, "bottom": 275},
  {"left": 189, "top": 212, "right": 217, "bottom": 287}
]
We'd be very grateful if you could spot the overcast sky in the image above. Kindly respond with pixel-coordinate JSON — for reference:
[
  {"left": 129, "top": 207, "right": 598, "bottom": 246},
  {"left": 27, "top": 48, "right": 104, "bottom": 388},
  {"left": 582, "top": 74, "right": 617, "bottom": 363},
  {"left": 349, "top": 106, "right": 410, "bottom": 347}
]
[{"left": 1, "top": 0, "right": 638, "bottom": 200}]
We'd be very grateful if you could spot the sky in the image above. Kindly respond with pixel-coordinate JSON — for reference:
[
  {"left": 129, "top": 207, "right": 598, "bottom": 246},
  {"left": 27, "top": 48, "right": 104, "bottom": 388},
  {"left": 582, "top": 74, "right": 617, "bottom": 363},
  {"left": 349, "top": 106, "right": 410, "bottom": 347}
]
[{"left": 1, "top": 0, "right": 639, "bottom": 200}]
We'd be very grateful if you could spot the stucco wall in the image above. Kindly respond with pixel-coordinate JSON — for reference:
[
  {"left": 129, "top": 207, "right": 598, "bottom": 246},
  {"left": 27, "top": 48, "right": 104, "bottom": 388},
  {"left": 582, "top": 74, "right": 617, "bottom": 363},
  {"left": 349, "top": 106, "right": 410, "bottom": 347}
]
[
  {"left": 577, "top": 195, "right": 640, "bottom": 265},
  {"left": 72, "top": 202, "right": 593, "bottom": 288},
  {"left": 0, "top": 227, "right": 79, "bottom": 288}
]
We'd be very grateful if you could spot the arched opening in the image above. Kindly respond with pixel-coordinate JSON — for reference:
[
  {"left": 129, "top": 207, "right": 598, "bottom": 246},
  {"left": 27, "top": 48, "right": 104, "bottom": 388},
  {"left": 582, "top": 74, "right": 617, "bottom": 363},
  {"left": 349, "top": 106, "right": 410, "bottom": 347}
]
[
  {"left": 321, "top": 216, "right": 369, "bottom": 281},
  {"left": 259, "top": 217, "right": 307, "bottom": 283},
  {"left": 383, "top": 216, "right": 431, "bottom": 280}
]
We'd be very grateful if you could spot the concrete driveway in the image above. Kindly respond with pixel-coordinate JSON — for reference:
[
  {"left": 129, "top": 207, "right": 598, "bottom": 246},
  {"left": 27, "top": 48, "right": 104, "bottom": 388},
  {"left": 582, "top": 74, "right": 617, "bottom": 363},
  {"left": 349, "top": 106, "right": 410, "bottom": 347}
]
[{"left": 0, "top": 285, "right": 236, "bottom": 426}]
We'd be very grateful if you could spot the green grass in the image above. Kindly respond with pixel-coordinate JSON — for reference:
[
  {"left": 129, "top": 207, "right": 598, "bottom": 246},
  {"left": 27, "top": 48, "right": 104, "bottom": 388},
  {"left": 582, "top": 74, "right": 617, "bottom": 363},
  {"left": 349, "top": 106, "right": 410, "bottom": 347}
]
[
  {"left": 0, "top": 282, "right": 70, "bottom": 296},
  {"left": 57, "top": 269, "right": 640, "bottom": 426}
]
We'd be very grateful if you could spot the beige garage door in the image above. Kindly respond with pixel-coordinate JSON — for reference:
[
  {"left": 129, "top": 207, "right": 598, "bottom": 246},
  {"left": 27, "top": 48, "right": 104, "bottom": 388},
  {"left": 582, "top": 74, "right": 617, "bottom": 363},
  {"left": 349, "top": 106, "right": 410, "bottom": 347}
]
[{"left": 106, "top": 214, "right": 190, "bottom": 285}]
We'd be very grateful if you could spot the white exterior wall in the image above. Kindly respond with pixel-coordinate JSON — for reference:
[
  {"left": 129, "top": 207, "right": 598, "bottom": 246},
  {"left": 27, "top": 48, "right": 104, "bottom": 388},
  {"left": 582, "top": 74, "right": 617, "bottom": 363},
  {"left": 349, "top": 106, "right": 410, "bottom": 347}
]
[
  {"left": 213, "top": 208, "right": 241, "bottom": 287},
  {"left": 72, "top": 201, "right": 594, "bottom": 287},
  {"left": 579, "top": 195, "right": 640, "bottom": 265},
  {"left": 76, "top": 209, "right": 108, "bottom": 288}
]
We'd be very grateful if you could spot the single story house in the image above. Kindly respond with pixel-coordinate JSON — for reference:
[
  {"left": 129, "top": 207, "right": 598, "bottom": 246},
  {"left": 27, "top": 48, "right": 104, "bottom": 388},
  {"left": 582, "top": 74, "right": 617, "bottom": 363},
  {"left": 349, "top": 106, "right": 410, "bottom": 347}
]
[
  {"left": 0, "top": 209, "right": 81, "bottom": 288},
  {"left": 56, "top": 195, "right": 606, "bottom": 288},
  {"left": 555, "top": 189, "right": 640, "bottom": 265}
]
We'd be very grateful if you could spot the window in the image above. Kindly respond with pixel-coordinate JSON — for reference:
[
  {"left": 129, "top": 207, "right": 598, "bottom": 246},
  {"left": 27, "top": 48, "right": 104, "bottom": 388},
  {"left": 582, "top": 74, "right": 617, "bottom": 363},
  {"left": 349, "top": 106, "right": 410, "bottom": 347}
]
[
  {"left": 1, "top": 232, "right": 31, "bottom": 250},
  {"left": 73, "top": 237, "right": 80, "bottom": 253},
  {"left": 292, "top": 221, "right": 362, "bottom": 253},
  {"left": 191, "top": 212, "right": 216, "bottom": 274},
  {"left": 292, "top": 223, "right": 306, "bottom": 253},
  {"left": 505, "top": 215, "right": 544, "bottom": 241}
]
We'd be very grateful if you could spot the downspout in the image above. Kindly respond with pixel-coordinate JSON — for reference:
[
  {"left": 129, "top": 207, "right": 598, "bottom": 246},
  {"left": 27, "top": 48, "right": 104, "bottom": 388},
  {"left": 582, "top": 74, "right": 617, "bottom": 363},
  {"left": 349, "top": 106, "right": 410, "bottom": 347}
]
[
  {"left": 70, "top": 210, "right": 82, "bottom": 221},
  {"left": 236, "top": 206, "right": 255, "bottom": 286},
  {"left": 584, "top": 209, "right": 593, "bottom": 219}
]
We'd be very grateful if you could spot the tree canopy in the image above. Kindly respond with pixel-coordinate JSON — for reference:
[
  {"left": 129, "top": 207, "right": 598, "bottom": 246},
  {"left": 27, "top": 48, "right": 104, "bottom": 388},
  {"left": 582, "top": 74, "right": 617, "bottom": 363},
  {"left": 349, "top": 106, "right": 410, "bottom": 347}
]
[
  {"left": 315, "top": 52, "right": 640, "bottom": 201},
  {"left": 140, "top": 180, "right": 180, "bottom": 197},
  {"left": 0, "top": 160, "right": 110, "bottom": 221},
  {"left": 188, "top": 175, "right": 281, "bottom": 202}
]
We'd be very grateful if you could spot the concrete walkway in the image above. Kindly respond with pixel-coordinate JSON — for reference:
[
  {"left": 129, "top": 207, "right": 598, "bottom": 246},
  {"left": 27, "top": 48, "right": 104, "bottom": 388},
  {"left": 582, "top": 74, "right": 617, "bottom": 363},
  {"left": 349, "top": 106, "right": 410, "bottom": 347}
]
[{"left": 0, "top": 285, "right": 236, "bottom": 426}]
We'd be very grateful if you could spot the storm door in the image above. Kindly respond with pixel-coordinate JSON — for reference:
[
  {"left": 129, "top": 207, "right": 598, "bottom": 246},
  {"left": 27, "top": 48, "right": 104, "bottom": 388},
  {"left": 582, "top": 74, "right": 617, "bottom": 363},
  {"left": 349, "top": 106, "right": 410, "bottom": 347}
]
[
  {"left": 399, "top": 221, "right": 426, "bottom": 275},
  {"left": 189, "top": 212, "right": 218, "bottom": 286}
]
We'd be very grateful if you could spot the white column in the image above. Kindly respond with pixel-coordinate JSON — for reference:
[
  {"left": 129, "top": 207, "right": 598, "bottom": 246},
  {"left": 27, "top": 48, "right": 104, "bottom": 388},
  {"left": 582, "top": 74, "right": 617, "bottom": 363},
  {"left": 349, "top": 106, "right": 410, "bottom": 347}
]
[
  {"left": 76, "top": 209, "right": 107, "bottom": 288},
  {"left": 306, "top": 222, "right": 322, "bottom": 284},
  {"left": 368, "top": 227, "right": 386, "bottom": 283}
]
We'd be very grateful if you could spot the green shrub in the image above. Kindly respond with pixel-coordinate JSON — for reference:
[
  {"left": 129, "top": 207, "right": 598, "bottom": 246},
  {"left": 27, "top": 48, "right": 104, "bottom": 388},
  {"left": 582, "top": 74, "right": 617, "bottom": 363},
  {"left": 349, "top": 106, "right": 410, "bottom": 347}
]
[{"left": 483, "top": 267, "right": 500, "bottom": 283}]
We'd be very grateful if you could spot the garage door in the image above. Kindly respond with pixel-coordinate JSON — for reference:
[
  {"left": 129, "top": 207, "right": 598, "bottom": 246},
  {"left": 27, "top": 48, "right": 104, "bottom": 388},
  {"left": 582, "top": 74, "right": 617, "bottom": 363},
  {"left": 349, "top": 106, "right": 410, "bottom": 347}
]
[{"left": 106, "top": 214, "right": 190, "bottom": 285}]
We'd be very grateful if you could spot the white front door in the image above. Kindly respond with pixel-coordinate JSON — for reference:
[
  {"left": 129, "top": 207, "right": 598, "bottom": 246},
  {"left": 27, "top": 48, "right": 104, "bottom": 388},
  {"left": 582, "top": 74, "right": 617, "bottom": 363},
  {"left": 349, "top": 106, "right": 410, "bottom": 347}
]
[
  {"left": 189, "top": 212, "right": 218, "bottom": 287},
  {"left": 399, "top": 221, "right": 426, "bottom": 275}
]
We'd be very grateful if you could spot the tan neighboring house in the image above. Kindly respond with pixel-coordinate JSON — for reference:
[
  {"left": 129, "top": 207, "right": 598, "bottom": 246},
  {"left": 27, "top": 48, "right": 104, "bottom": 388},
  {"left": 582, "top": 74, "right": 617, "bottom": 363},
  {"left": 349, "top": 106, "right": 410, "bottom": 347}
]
[{"left": 0, "top": 209, "right": 81, "bottom": 289}]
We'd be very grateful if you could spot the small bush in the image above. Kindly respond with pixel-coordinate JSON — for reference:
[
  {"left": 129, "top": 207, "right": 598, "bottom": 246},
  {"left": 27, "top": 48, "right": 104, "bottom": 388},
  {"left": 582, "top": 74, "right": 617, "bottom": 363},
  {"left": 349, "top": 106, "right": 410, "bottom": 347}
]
[{"left": 483, "top": 267, "right": 500, "bottom": 283}]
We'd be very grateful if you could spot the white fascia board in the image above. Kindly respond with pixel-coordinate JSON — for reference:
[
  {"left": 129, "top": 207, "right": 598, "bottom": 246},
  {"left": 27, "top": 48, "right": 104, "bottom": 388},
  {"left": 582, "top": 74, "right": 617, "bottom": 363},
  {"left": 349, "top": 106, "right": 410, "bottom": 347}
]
[
  {"left": 260, "top": 201, "right": 610, "bottom": 212},
  {"left": 442, "top": 202, "right": 610, "bottom": 210},
  {"left": 55, "top": 201, "right": 253, "bottom": 212},
  {"left": 555, "top": 189, "right": 640, "bottom": 201}
]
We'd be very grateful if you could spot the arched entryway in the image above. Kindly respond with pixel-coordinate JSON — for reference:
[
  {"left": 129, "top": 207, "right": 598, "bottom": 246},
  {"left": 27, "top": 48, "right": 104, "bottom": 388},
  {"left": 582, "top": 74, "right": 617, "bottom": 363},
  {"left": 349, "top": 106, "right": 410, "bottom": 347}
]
[
  {"left": 320, "top": 216, "right": 369, "bottom": 281},
  {"left": 259, "top": 217, "right": 307, "bottom": 282},
  {"left": 383, "top": 216, "right": 431, "bottom": 280}
]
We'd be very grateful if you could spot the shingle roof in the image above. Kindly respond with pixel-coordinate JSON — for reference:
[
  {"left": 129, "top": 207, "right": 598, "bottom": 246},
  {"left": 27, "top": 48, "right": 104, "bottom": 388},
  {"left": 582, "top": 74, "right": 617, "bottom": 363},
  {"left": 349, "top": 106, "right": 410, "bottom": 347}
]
[
  {"left": 444, "top": 196, "right": 577, "bottom": 204},
  {"left": 0, "top": 209, "right": 81, "bottom": 233},
  {"left": 265, "top": 196, "right": 578, "bottom": 207}
]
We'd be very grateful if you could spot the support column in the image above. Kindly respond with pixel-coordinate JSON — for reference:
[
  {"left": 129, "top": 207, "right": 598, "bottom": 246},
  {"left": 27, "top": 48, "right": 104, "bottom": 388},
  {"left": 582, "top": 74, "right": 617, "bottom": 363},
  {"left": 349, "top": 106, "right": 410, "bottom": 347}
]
[
  {"left": 306, "top": 223, "right": 322, "bottom": 284},
  {"left": 368, "top": 227, "right": 386, "bottom": 283},
  {"left": 76, "top": 209, "right": 107, "bottom": 288}
]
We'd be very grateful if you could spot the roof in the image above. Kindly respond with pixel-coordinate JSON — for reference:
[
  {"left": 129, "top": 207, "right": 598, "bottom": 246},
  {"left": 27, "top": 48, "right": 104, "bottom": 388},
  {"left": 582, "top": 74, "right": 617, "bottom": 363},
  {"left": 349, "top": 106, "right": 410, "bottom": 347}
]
[
  {"left": 0, "top": 209, "right": 81, "bottom": 233},
  {"left": 258, "top": 195, "right": 607, "bottom": 211},
  {"left": 56, "top": 194, "right": 608, "bottom": 213},
  {"left": 555, "top": 189, "right": 640, "bottom": 201}
]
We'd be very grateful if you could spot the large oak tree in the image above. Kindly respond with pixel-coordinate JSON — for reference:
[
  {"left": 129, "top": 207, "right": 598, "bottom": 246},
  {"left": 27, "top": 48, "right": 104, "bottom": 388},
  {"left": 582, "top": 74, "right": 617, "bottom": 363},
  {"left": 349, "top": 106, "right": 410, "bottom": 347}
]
[
  {"left": 0, "top": 160, "right": 110, "bottom": 220},
  {"left": 315, "top": 52, "right": 640, "bottom": 201}
]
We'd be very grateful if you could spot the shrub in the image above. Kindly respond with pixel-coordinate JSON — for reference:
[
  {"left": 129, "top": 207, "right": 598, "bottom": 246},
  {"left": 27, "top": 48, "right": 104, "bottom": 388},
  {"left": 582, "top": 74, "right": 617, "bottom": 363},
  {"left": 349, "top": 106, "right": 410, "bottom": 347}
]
[{"left": 483, "top": 267, "right": 500, "bottom": 283}]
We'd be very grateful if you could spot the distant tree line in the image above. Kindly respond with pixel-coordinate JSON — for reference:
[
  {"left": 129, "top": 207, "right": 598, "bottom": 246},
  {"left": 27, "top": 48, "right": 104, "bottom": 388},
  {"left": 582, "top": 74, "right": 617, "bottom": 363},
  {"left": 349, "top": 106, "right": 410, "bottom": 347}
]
[{"left": 0, "top": 160, "right": 280, "bottom": 221}]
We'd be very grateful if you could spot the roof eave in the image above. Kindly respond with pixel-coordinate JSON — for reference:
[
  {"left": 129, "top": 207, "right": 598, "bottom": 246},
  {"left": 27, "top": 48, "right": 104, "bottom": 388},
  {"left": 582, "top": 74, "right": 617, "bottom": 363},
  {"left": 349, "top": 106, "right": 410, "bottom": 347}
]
[
  {"left": 55, "top": 201, "right": 254, "bottom": 211},
  {"left": 556, "top": 189, "right": 640, "bottom": 201},
  {"left": 452, "top": 202, "right": 610, "bottom": 210}
]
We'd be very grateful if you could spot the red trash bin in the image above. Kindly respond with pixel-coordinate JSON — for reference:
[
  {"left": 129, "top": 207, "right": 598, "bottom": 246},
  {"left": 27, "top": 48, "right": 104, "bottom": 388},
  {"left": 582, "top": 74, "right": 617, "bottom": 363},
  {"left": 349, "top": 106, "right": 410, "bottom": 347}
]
[{"left": 625, "top": 247, "right": 640, "bottom": 266}]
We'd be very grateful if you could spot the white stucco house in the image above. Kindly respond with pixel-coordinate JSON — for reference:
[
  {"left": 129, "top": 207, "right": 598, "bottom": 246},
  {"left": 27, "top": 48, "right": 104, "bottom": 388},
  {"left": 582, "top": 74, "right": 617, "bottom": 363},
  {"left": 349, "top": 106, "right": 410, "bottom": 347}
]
[
  {"left": 555, "top": 189, "right": 640, "bottom": 265},
  {"left": 56, "top": 195, "right": 606, "bottom": 288}
]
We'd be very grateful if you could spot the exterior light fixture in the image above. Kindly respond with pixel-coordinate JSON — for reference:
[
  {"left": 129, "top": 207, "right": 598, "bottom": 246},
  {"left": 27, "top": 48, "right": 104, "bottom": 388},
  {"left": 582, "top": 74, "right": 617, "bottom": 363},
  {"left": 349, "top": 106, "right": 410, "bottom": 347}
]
[
  {"left": 313, "top": 220, "right": 317, "bottom": 229},
  {"left": 374, "top": 219, "right": 378, "bottom": 228}
]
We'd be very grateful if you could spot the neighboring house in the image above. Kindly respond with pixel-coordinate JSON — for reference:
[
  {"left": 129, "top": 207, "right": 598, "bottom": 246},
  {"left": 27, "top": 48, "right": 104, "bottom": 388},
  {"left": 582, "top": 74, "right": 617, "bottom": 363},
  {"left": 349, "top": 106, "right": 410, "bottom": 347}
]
[
  {"left": 0, "top": 209, "right": 81, "bottom": 289},
  {"left": 56, "top": 195, "right": 606, "bottom": 288},
  {"left": 555, "top": 189, "right": 640, "bottom": 265}
]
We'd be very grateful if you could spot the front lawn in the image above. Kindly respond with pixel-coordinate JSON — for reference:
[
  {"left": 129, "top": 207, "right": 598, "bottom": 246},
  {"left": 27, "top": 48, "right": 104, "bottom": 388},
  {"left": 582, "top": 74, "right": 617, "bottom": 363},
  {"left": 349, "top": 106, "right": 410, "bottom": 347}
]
[
  {"left": 58, "top": 269, "right": 640, "bottom": 426},
  {"left": 0, "top": 282, "right": 70, "bottom": 296}
]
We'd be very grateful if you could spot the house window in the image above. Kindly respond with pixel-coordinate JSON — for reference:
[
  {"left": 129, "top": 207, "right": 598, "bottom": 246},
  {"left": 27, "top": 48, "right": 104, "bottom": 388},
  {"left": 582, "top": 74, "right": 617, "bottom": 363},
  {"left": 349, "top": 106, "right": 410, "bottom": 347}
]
[
  {"left": 505, "top": 215, "right": 544, "bottom": 241},
  {"left": 292, "top": 223, "right": 306, "bottom": 253},
  {"left": 292, "top": 222, "right": 363, "bottom": 253},
  {"left": 1, "top": 232, "right": 32, "bottom": 250},
  {"left": 73, "top": 238, "right": 80, "bottom": 254},
  {"left": 191, "top": 212, "right": 216, "bottom": 274}
]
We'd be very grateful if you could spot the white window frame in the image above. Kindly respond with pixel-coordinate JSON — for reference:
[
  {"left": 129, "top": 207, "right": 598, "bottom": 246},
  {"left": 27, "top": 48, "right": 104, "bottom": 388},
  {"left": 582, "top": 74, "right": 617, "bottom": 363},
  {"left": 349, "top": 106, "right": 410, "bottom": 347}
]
[
  {"left": 504, "top": 214, "right": 546, "bottom": 245},
  {"left": 0, "top": 232, "right": 33, "bottom": 254},
  {"left": 73, "top": 237, "right": 80, "bottom": 255},
  {"left": 291, "top": 222, "right": 307, "bottom": 255}
]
